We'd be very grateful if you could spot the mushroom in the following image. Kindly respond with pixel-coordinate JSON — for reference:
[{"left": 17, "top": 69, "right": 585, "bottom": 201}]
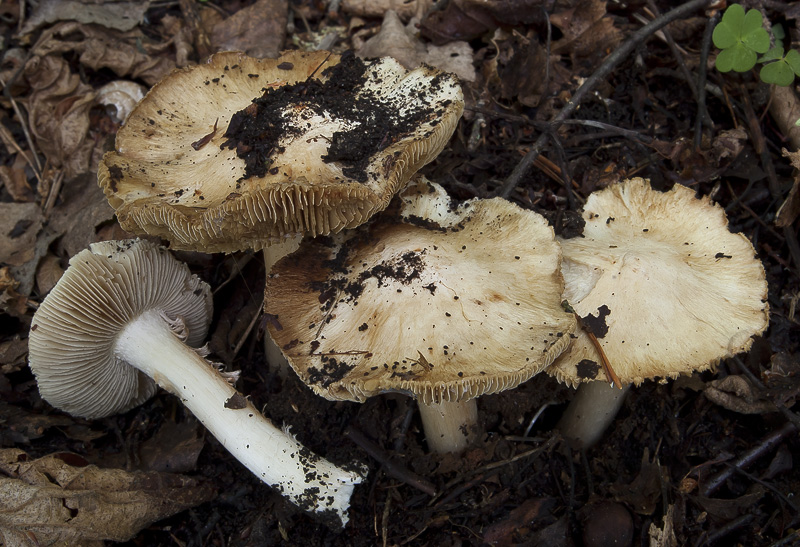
[
  {"left": 96, "top": 49, "right": 463, "bottom": 372},
  {"left": 547, "top": 178, "right": 769, "bottom": 448},
  {"left": 27, "top": 239, "right": 364, "bottom": 527},
  {"left": 265, "top": 178, "right": 577, "bottom": 452},
  {"left": 96, "top": 50, "right": 464, "bottom": 254}
]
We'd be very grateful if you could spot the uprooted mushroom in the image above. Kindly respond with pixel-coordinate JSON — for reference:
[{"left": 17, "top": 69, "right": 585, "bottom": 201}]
[
  {"left": 27, "top": 239, "right": 364, "bottom": 527},
  {"left": 548, "top": 178, "right": 770, "bottom": 448},
  {"left": 97, "top": 49, "right": 464, "bottom": 369},
  {"left": 265, "top": 178, "right": 576, "bottom": 453}
]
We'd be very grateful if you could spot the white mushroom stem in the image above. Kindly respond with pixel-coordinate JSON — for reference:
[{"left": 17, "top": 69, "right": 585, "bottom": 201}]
[
  {"left": 263, "top": 236, "right": 302, "bottom": 377},
  {"left": 115, "top": 309, "right": 363, "bottom": 526},
  {"left": 417, "top": 399, "right": 479, "bottom": 453},
  {"left": 557, "top": 381, "right": 631, "bottom": 449}
]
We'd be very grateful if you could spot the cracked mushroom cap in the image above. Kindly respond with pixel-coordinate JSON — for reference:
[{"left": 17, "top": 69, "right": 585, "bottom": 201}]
[
  {"left": 265, "top": 178, "right": 577, "bottom": 404},
  {"left": 98, "top": 50, "right": 464, "bottom": 253},
  {"left": 547, "top": 178, "right": 769, "bottom": 387},
  {"left": 28, "top": 239, "right": 212, "bottom": 418}
]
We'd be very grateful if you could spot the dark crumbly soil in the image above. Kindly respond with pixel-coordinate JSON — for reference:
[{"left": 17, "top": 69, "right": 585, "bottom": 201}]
[{"left": 222, "top": 51, "right": 437, "bottom": 183}]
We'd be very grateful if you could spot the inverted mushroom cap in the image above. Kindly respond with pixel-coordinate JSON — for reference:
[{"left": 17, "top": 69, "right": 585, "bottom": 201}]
[
  {"left": 266, "top": 178, "right": 577, "bottom": 404},
  {"left": 547, "top": 178, "right": 769, "bottom": 387},
  {"left": 28, "top": 239, "right": 212, "bottom": 418},
  {"left": 98, "top": 50, "right": 464, "bottom": 253}
]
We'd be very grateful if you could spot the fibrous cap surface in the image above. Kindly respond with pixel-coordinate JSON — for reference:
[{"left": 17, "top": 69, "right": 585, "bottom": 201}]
[
  {"left": 548, "top": 178, "right": 769, "bottom": 387},
  {"left": 266, "top": 178, "right": 576, "bottom": 404}
]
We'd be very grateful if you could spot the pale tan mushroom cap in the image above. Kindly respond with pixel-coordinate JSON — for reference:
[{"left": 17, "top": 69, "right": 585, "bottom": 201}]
[
  {"left": 28, "top": 239, "right": 212, "bottom": 418},
  {"left": 548, "top": 178, "right": 769, "bottom": 387},
  {"left": 266, "top": 179, "right": 576, "bottom": 404},
  {"left": 98, "top": 51, "right": 464, "bottom": 253}
]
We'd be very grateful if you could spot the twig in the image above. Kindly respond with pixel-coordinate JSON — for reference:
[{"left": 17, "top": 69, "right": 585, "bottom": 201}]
[
  {"left": 1, "top": 67, "right": 44, "bottom": 177},
  {"left": 694, "top": 10, "right": 720, "bottom": 148},
  {"left": 431, "top": 437, "right": 556, "bottom": 507},
  {"left": 42, "top": 169, "right": 63, "bottom": 218},
  {"left": 701, "top": 420, "right": 797, "bottom": 497},
  {"left": 497, "top": 0, "right": 715, "bottom": 199},
  {"left": 644, "top": 1, "right": 700, "bottom": 101},
  {"left": 695, "top": 514, "right": 755, "bottom": 547},
  {"left": 232, "top": 294, "right": 265, "bottom": 360},
  {"left": 345, "top": 426, "right": 437, "bottom": 497}
]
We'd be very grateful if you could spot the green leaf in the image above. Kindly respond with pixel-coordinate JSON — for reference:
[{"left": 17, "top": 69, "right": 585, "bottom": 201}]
[
  {"left": 740, "top": 8, "right": 765, "bottom": 37},
  {"left": 713, "top": 5, "right": 769, "bottom": 60},
  {"left": 713, "top": 5, "right": 743, "bottom": 49},
  {"left": 786, "top": 49, "right": 800, "bottom": 76},
  {"left": 773, "top": 24, "right": 785, "bottom": 42},
  {"left": 742, "top": 26, "right": 770, "bottom": 54},
  {"left": 721, "top": 4, "right": 746, "bottom": 32},
  {"left": 713, "top": 20, "right": 738, "bottom": 49},
  {"left": 759, "top": 46, "right": 785, "bottom": 63},
  {"left": 716, "top": 44, "right": 757, "bottom": 72},
  {"left": 760, "top": 60, "right": 795, "bottom": 86}
]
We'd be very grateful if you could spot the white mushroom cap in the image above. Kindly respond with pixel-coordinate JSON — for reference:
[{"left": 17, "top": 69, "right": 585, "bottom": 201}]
[
  {"left": 28, "top": 239, "right": 211, "bottom": 418},
  {"left": 97, "top": 50, "right": 464, "bottom": 252},
  {"left": 266, "top": 178, "right": 577, "bottom": 404},
  {"left": 548, "top": 178, "right": 770, "bottom": 387}
]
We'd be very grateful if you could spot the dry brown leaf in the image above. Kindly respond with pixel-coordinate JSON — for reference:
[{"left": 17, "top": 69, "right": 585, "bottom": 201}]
[
  {"left": 0, "top": 402, "right": 74, "bottom": 444},
  {"left": 0, "top": 337, "right": 28, "bottom": 371},
  {"left": 0, "top": 448, "right": 215, "bottom": 546},
  {"left": 484, "top": 28, "right": 569, "bottom": 107},
  {"left": 776, "top": 148, "right": 800, "bottom": 227},
  {"left": 138, "top": 420, "right": 205, "bottom": 474},
  {"left": 46, "top": 173, "right": 116, "bottom": 259},
  {"left": 421, "top": 0, "right": 551, "bottom": 45},
  {"left": 6, "top": 173, "right": 113, "bottom": 299},
  {"left": 704, "top": 375, "right": 776, "bottom": 414},
  {"left": 610, "top": 448, "right": 662, "bottom": 515},
  {"left": 357, "top": 11, "right": 476, "bottom": 81},
  {"left": 23, "top": 55, "right": 95, "bottom": 179},
  {"left": 32, "top": 22, "right": 177, "bottom": 86},
  {"left": 0, "top": 156, "right": 34, "bottom": 202},
  {"left": 34, "top": 254, "right": 63, "bottom": 296},
  {"left": 342, "top": 0, "right": 432, "bottom": 22},
  {"left": 210, "top": 0, "right": 287, "bottom": 59},
  {"left": 0, "top": 203, "right": 42, "bottom": 267},
  {"left": 550, "top": 0, "right": 622, "bottom": 61},
  {"left": 20, "top": 0, "right": 151, "bottom": 35}
]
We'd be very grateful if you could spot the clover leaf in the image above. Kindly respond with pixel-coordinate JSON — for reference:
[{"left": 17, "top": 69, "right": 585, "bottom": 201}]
[
  {"left": 713, "top": 4, "right": 770, "bottom": 73},
  {"left": 760, "top": 48, "right": 800, "bottom": 86}
]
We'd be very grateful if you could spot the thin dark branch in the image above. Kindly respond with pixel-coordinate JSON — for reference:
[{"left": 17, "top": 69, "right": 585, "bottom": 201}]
[
  {"left": 344, "top": 426, "right": 437, "bottom": 497},
  {"left": 498, "top": 0, "right": 715, "bottom": 199},
  {"left": 701, "top": 421, "right": 797, "bottom": 497},
  {"left": 694, "top": 10, "right": 720, "bottom": 148}
]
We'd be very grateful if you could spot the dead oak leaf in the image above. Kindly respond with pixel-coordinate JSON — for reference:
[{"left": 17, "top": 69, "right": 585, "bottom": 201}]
[{"left": 0, "top": 448, "right": 215, "bottom": 546}]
